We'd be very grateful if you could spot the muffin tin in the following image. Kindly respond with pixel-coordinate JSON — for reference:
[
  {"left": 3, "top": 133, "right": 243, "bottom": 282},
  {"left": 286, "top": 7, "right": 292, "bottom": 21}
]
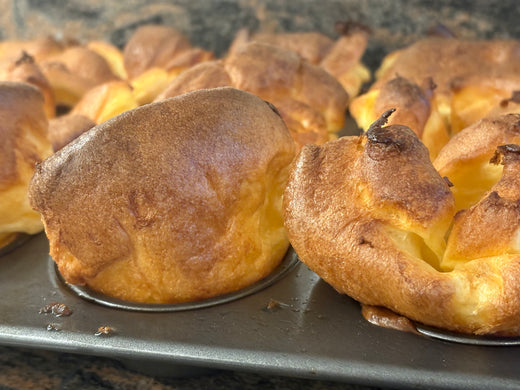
[
  {"left": 0, "top": 232, "right": 520, "bottom": 390},
  {"left": 2, "top": 120, "right": 520, "bottom": 389}
]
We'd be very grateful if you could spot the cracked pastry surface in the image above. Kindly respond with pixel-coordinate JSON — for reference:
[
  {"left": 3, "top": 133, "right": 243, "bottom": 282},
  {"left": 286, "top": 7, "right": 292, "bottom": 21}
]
[{"left": 284, "top": 111, "right": 520, "bottom": 335}]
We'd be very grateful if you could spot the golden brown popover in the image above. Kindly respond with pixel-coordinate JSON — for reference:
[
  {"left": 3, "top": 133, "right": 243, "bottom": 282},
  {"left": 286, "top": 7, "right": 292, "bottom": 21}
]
[
  {"left": 229, "top": 21, "right": 371, "bottom": 99},
  {"left": 0, "top": 37, "right": 64, "bottom": 63},
  {"left": 122, "top": 25, "right": 214, "bottom": 104},
  {"left": 40, "top": 46, "right": 119, "bottom": 108},
  {"left": 0, "top": 52, "right": 56, "bottom": 119},
  {"left": 284, "top": 110, "right": 520, "bottom": 336},
  {"left": 349, "top": 76, "right": 449, "bottom": 159},
  {"left": 372, "top": 37, "right": 520, "bottom": 131},
  {"left": 87, "top": 40, "right": 128, "bottom": 80},
  {"left": 450, "top": 90, "right": 520, "bottom": 135},
  {"left": 123, "top": 24, "right": 192, "bottom": 79},
  {"left": 433, "top": 114, "right": 520, "bottom": 212},
  {"left": 29, "top": 87, "right": 296, "bottom": 304},
  {"left": 0, "top": 81, "right": 51, "bottom": 249},
  {"left": 156, "top": 42, "right": 349, "bottom": 149}
]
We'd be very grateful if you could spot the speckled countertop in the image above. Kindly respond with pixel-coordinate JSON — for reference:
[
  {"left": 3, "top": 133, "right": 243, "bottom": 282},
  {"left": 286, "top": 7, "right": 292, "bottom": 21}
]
[
  {"left": 1, "top": 1, "right": 519, "bottom": 389},
  {"left": 1, "top": 0, "right": 519, "bottom": 71},
  {"left": 0, "top": 346, "right": 386, "bottom": 390}
]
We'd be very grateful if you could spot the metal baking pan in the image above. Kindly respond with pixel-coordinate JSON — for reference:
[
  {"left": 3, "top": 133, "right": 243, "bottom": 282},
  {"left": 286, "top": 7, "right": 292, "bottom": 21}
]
[{"left": 1, "top": 233, "right": 520, "bottom": 390}]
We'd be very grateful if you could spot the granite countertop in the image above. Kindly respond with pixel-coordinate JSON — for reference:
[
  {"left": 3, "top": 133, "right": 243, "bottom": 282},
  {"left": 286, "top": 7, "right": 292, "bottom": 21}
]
[
  {"left": 1, "top": 0, "right": 519, "bottom": 71},
  {"left": 0, "top": 346, "right": 385, "bottom": 390}
]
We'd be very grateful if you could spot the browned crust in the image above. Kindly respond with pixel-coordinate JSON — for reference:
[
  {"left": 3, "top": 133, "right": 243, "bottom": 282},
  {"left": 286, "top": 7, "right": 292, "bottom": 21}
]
[
  {"left": 0, "top": 81, "right": 48, "bottom": 189},
  {"left": 0, "top": 37, "right": 65, "bottom": 63},
  {"left": 283, "top": 133, "right": 459, "bottom": 331},
  {"left": 238, "top": 31, "right": 335, "bottom": 65},
  {"left": 157, "top": 61, "right": 233, "bottom": 99},
  {"left": 434, "top": 114, "right": 520, "bottom": 173},
  {"left": 39, "top": 46, "right": 119, "bottom": 107},
  {"left": 284, "top": 114, "right": 520, "bottom": 335},
  {"left": 229, "top": 24, "right": 370, "bottom": 95},
  {"left": 164, "top": 47, "right": 215, "bottom": 71},
  {"left": 0, "top": 52, "right": 55, "bottom": 118},
  {"left": 29, "top": 87, "right": 295, "bottom": 303},
  {"left": 375, "top": 37, "right": 520, "bottom": 97},
  {"left": 157, "top": 42, "right": 348, "bottom": 149},
  {"left": 373, "top": 76, "right": 433, "bottom": 138},
  {"left": 361, "top": 122, "right": 453, "bottom": 226},
  {"left": 123, "top": 25, "right": 192, "bottom": 79},
  {"left": 319, "top": 26, "right": 369, "bottom": 85},
  {"left": 0, "top": 81, "right": 50, "bottom": 244},
  {"left": 46, "top": 46, "right": 118, "bottom": 86}
]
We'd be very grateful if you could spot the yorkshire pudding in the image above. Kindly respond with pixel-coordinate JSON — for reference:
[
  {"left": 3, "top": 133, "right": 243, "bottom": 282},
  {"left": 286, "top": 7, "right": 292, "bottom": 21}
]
[
  {"left": 122, "top": 24, "right": 213, "bottom": 104},
  {"left": 0, "top": 81, "right": 51, "bottom": 249},
  {"left": 0, "top": 37, "right": 64, "bottom": 63},
  {"left": 284, "top": 110, "right": 520, "bottom": 336},
  {"left": 434, "top": 114, "right": 520, "bottom": 211},
  {"left": 40, "top": 46, "right": 119, "bottom": 108},
  {"left": 372, "top": 37, "right": 520, "bottom": 131},
  {"left": 349, "top": 76, "right": 449, "bottom": 159},
  {"left": 0, "top": 52, "right": 55, "bottom": 119},
  {"left": 123, "top": 24, "right": 192, "bottom": 79},
  {"left": 71, "top": 80, "right": 138, "bottom": 124},
  {"left": 229, "top": 21, "right": 371, "bottom": 99},
  {"left": 156, "top": 42, "right": 349, "bottom": 149},
  {"left": 29, "top": 87, "right": 296, "bottom": 304}
]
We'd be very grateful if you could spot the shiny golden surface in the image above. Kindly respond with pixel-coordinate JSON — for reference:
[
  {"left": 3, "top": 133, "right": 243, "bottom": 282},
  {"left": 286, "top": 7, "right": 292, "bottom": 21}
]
[{"left": 29, "top": 87, "right": 295, "bottom": 304}]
